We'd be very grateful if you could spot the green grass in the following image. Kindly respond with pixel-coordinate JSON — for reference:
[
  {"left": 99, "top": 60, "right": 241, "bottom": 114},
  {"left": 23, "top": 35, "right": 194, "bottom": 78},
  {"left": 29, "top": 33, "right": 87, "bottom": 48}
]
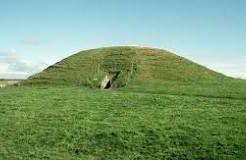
[
  {"left": 1, "top": 84, "right": 246, "bottom": 159},
  {"left": 2, "top": 46, "right": 246, "bottom": 159}
]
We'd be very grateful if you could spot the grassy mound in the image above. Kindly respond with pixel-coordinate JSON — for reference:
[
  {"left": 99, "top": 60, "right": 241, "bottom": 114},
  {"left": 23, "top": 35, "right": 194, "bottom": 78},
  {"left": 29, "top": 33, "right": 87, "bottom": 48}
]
[{"left": 23, "top": 46, "right": 228, "bottom": 87}]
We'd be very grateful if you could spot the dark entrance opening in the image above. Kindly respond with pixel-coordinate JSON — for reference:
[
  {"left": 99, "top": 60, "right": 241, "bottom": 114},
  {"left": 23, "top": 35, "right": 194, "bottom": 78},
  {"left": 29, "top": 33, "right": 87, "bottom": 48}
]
[
  {"left": 105, "top": 81, "right": 111, "bottom": 89},
  {"left": 101, "top": 71, "right": 120, "bottom": 89}
]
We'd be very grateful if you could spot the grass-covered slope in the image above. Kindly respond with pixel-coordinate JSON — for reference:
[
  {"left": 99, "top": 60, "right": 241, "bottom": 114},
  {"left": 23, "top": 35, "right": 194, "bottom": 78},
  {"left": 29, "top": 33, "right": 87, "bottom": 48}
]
[{"left": 24, "top": 46, "right": 228, "bottom": 87}]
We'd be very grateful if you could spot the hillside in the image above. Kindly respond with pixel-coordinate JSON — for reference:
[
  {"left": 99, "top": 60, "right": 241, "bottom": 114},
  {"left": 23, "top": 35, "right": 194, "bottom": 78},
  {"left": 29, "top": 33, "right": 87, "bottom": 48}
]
[{"left": 23, "top": 46, "right": 229, "bottom": 88}]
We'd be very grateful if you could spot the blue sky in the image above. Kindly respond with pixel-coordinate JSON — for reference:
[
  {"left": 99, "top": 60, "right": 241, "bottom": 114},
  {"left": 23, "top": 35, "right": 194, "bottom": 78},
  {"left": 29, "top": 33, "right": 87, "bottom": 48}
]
[{"left": 0, "top": 0, "right": 246, "bottom": 79}]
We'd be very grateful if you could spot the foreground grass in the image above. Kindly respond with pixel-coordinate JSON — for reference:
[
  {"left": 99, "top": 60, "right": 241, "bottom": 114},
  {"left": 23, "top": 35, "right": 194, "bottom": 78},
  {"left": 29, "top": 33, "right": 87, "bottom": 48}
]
[{"left": 0, "top": 86, "right": 246, "bottom": 159}]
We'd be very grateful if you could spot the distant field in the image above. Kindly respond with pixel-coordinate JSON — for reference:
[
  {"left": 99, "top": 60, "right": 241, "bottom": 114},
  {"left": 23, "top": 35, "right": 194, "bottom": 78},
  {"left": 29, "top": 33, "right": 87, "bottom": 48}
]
[
  {"left": 1, "top": 82, "right": 246, "bottom": 159},
  {"left": 0, "top": 79, "right": 21, "bottom": 88}
]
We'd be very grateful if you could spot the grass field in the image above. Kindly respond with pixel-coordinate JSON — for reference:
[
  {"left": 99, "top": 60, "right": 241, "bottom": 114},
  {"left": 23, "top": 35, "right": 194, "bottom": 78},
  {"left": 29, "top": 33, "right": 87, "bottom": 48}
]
[
  {"left": 1, "top": 47, "right": 246, "bottom": 159},
  {"left": 1, "top": 82, "right": 246, "bottom": 159}
]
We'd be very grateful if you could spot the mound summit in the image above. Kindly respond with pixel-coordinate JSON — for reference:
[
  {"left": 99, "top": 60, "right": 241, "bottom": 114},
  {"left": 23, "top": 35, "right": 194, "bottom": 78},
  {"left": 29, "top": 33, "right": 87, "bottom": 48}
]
[{"left": 24, "top": 46, "right": 227, "bottom": 88}]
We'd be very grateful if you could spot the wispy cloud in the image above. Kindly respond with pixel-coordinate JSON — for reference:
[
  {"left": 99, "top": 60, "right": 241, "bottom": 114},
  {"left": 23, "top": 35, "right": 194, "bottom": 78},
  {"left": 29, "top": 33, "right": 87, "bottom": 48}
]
[
  {"left": 0, "top": 50, "right": 21, "bottom": 63},
  {"left": 21, "top": 38, "right": 43, "bottom": 46},
  {"left": 0, "top": 50, "right": 49, "bottom": 79}
]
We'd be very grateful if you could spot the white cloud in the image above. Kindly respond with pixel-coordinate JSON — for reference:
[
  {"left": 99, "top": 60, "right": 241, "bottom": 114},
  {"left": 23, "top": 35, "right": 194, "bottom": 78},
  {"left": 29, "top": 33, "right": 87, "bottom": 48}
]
[
  {"left": 0, "top": 50, "right": 49, "bottom": 79},
  {"left": 0, "top": 63, "right": 9, "bottom": 73},
  {"left": 207, "top": 62, "right": 246, "bottom": 79},
  {"left": 0, "top": 72, "right": 29, "bottom": 79}
]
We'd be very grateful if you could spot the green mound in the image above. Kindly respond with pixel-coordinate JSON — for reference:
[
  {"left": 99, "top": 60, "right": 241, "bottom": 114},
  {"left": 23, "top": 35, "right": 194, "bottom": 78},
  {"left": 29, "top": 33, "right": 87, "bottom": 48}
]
[{"left": 24, "top": 46, "right": 228, "bottom": 87}]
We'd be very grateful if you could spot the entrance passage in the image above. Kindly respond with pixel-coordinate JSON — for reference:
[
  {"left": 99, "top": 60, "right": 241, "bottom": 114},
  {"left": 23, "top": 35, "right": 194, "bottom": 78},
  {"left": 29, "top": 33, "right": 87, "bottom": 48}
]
[{"left": 100, "top": 72, "right": 119, "bottom": 89}]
